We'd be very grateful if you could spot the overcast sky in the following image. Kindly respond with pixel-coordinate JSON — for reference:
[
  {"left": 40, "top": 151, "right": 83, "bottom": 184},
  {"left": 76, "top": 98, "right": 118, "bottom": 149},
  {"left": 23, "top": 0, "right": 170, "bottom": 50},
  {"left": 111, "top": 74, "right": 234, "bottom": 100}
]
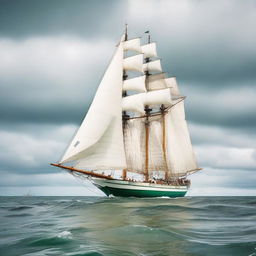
[{"left": 0, "top": 0, "right": 256, "bottom": 196}]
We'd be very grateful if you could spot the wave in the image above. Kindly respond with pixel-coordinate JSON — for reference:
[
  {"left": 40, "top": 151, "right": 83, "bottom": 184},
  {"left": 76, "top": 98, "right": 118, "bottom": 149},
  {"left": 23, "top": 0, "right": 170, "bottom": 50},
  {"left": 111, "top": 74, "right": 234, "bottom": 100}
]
[
  {"left": 29, "top": 231, "right": 73, "bottom": 247},
  {"left": 1, "top": 196, "right": 256, "bottom": 256},
  {"left": 4, "top": 213, "right": 33, "bottom": 217},
  {"left": 9, "top": 206, "right": 33, "bottom": 211}
]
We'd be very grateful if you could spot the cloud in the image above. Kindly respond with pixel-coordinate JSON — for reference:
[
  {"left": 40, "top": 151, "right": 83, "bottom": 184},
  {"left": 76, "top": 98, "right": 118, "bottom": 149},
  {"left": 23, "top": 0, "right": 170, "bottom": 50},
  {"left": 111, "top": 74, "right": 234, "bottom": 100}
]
[
  {"left": 195, "top": 145, "right": 256, "bottom": 170},
  {"left": 0, "top": 0, "right": 127, "bottom": 39},
  {"left": 127, "top": 0, "right": 256, "bottom": 84},
  {"left": 0, "top": 124, "right": 77, "bottom": 172},
  {"left": 183, "top": 85, "right": 256, "bottom": 129},
  {"left": 188, "top": 168, "right": 256, "bottom": 196},
  {"left": 0, "top": 37, "right": 114, "bottom": 124},
  {"left": 1, "top": 37, "right": 255, "bottom": 130},
  {"left": 189, "top": 123, "right": 256, "bottom": 148}
]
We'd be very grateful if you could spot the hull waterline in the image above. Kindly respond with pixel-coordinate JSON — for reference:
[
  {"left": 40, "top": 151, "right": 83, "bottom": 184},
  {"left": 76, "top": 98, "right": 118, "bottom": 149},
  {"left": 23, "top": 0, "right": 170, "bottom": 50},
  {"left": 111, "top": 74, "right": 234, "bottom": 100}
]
[{"left": 92, "top": 178, "right": 188, "bottom": 198}]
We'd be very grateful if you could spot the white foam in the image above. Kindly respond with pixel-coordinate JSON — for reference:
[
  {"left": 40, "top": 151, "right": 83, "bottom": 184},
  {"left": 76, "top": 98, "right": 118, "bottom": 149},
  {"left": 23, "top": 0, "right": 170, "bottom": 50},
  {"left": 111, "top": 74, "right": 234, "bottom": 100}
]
[{"left": 57, "top": 231, "right": 72, "bottom": 238}]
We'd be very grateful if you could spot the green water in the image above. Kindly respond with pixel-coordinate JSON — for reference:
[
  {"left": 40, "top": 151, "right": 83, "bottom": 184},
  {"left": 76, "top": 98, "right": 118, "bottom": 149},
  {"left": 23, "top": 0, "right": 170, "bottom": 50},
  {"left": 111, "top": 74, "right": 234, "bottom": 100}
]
[{"left": 0, "top": 196, "right": 255, "bottom": 256}]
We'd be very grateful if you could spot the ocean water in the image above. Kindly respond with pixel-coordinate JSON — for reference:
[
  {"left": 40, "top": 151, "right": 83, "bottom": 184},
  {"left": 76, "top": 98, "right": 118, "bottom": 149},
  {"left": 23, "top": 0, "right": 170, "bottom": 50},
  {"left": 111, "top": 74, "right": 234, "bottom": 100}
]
[{"left": 0, "top": 197, "right": 255, "bottom": 256}]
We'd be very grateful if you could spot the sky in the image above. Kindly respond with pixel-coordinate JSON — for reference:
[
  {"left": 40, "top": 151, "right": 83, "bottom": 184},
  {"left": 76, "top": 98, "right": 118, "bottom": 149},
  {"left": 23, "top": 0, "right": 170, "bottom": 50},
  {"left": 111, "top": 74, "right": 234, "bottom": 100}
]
[{"left": 0, "top": 0, "right": 256, "bottom": 196}]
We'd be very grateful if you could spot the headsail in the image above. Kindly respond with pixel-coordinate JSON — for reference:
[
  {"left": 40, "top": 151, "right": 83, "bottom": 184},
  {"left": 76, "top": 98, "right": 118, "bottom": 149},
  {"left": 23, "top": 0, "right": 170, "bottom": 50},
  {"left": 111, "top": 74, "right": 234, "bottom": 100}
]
[{"left": 60, "top": 40, "right": 127, "bottom": 170}]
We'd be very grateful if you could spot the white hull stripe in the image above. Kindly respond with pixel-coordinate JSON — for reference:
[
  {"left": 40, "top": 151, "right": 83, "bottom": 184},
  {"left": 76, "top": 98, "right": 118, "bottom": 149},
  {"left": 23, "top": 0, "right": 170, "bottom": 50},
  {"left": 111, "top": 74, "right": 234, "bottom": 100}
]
[{"left": 92, "top": 178, "right": 188, "bottom": 192}]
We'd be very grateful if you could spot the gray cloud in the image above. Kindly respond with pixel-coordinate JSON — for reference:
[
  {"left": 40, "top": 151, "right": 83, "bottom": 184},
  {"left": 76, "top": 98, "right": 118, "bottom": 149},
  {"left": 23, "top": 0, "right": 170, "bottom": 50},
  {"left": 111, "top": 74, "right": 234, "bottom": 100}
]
[
  {"left": 183, "top": 85, "right": 256, "bottom": 129},
  {"left": 127, "top": 1, "right": 256, "bottom": 84},
  {"left": 0, "top": 0, "right": 127, "bottom": 39},
  {"left": 0, "top": 37, "right": 113, "bottom": 124},
  {"left": 0, "top": 124, "right": 77, "bottom": 173},
  {"left": 189, "top": 168, "right": 256, "bottom": 196},
  {"left": 189, "top": 123, "right": 256, "bottom": 148},
  {"left": 0, "top": 37, "right": 255, "bottom": 129}
]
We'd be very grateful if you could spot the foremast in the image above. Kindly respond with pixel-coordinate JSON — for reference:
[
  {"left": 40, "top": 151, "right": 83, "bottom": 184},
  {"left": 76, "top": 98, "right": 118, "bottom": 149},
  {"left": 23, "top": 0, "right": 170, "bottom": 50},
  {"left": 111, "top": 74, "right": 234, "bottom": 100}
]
[{"left": 122, "top": 24, "right": 128, "bottom": 180}]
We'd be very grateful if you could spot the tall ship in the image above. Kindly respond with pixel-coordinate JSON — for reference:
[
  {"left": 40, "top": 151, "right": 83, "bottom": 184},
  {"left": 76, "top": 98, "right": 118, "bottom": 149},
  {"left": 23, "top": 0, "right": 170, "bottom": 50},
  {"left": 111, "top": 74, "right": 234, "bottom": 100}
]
[{"left": 51, "top": 27, "right": 201, "bottom": 197}]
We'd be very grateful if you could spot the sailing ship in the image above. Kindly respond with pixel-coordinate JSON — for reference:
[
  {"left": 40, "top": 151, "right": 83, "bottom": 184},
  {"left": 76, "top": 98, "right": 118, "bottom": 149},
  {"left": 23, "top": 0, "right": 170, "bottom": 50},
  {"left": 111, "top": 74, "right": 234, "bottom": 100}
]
[{"left": 51, "top": 26, "right": 201, "bottom": 197}]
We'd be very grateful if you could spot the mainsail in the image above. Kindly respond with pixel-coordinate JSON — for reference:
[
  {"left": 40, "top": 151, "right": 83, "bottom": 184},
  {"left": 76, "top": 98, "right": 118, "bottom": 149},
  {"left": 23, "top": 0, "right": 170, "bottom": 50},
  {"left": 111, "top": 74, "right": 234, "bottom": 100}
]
[{"left": 59, "top": 32, "right": 199, "bottom": 179}]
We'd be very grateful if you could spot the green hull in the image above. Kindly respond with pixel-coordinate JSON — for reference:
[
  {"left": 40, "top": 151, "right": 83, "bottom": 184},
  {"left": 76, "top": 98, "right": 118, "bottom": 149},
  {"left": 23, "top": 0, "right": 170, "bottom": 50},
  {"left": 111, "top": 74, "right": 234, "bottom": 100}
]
[{"left": 98, "top": 185, "right": 187, "bottom": 198}]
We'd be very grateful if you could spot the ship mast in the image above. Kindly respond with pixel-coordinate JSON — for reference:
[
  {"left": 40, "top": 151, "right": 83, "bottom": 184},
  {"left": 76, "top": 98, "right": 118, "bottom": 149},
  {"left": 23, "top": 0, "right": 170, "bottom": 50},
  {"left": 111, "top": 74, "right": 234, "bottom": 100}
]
[
  {"left": 144, "top": 31, "right": 151, "bottom": 182},
  {"left": 122, "top": 23, "right": 128, "bottom": 180},
  {"left": 160, "top": 104, "right": 169, "bottom": 180},
  {"left": 144, "top": 31, "right": 169, "bottom": 182}
]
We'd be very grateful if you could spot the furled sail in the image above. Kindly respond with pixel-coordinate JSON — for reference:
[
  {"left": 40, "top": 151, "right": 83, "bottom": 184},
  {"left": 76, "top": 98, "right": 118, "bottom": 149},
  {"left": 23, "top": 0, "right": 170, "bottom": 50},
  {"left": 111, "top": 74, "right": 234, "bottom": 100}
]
[
  {"left": 165, "top": 100, "right": 198, "bottom": 176},
  {"left": 60, "top": 42, "right": 127, "bottom": 170}
]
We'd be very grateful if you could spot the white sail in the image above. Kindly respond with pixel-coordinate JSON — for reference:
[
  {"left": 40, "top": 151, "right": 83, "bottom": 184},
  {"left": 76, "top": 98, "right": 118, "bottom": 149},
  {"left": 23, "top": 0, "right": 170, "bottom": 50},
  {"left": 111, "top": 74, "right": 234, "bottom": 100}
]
[
  {"left": 166, "top": 101, "right": 198, "bottom": 176},
  {"left": 124, "top": 116, "right": 167, "bottom": 175},
  {"left": 165, "top": 77, "right": 180, "bottom": 97},
  {"left": 122, "top": 94, "right": 145, "bottom": 114},
  {"left": 148, "top": 119, "right": 166, "bottom": 172},
  {"left": 144, "top": 88, "right": 172, "bottom": 106},
  {"left": 123, "top": 54, "right": 144, "bottom": 72},
  {"left": 148, "top": 73, "right": 167, "bottom": 91},
  {"left": 122, "top": 88, "right": 172, "bottom": 114},
  {"left": 123, "top": 38, "right": 141, "bottom": 53},
  {"left": 123, "top": 118, "right": 145, "bottom": 172},
  {"left": 143, "top": 60, "right": 162, "bottom": 73},
  {"left": 141, "top": 42, "right": 157, "bottom": 58},
  {"left": 123, "top": 75, "right": 146, "bottom": 92},
  {"left": 60, "top": 42, "right": 127, "bottom": 170}
]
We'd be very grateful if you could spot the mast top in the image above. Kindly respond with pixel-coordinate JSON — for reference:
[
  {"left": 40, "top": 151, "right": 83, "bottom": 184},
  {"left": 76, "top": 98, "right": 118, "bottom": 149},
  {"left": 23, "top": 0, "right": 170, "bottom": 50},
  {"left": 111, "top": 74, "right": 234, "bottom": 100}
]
[
  {"left": 125, "top": 23, "right": 128, "bottom": 41},
  {"left": 145, "top": 30, "right": 151, "bottom": 44}
]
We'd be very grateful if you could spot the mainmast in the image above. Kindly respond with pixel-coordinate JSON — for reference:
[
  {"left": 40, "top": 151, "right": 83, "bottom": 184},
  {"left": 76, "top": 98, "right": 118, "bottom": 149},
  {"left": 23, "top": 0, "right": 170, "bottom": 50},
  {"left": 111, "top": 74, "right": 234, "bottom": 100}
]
[
  {"left": 144, "top": 31, "right": 151, "bottom": 182},
  {"left": 160, "top": 104, "right": 169, "bottom": 180},
  {"left": 122, "top": 23, "right": 128, "bottom": 180}
]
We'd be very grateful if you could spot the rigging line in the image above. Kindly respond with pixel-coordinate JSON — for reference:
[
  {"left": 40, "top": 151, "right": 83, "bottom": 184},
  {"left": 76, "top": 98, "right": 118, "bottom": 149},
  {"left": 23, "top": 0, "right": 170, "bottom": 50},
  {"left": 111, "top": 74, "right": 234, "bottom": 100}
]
[
  {"left": 186, "top": 168, "right": 203, "bottom": 176},
  {"left": 125, "top": 96, "right": 186, "bottom": 120},
  {"left": 70, "top": 172, "right": 104, "bottom": 196},
  {"left": 164, "top": 96, "right": 186, "bottom": 112}
]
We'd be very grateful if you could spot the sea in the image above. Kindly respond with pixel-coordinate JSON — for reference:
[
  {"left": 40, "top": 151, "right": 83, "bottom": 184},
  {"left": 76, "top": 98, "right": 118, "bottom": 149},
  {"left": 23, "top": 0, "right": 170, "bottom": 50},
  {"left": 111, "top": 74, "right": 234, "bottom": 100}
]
[{"left": 0, "top": 196, "right": 255, "bottom": 256}]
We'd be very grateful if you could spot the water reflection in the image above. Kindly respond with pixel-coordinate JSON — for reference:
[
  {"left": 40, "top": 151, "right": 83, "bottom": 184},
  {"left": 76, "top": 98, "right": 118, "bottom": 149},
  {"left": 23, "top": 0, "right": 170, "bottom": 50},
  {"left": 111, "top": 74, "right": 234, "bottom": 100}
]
[{"left": 72, "top": 198, "right": 193, "bottom": 255}]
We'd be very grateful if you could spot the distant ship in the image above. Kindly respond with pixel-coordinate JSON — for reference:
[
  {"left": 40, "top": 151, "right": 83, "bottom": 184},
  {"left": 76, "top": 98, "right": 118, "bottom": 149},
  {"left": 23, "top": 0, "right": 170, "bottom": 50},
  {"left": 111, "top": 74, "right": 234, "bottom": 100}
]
[{"left": 51, "top": 26, "right": 201, "bottom": 197}]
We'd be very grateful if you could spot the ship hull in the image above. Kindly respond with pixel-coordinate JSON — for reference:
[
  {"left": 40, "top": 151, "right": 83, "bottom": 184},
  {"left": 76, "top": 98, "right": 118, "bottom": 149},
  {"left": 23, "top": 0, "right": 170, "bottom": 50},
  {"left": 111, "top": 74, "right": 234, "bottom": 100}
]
[{"left": 92, "top": 178, "right": 187, "bottom": 198}]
